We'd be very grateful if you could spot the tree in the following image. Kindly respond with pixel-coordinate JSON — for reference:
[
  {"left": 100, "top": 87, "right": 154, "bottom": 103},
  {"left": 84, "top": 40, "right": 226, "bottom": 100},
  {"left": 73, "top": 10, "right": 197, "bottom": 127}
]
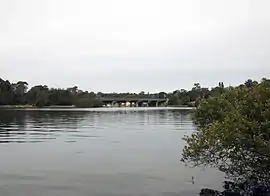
[
  {"left": 0, "top": 79, "right": 13, "bottom": 105},
  {"left": 67, "top": 86, "right": 78, "bottom": 95},
  {"left": 74, "top": 97, "right": 102, "bottom": 108},
  {"left": 96, "top": 92, "right": 103, "bottom": 98},
  {"left": 219, "top": 82, "right": 224, "bottom": 89},
  {"left": 26, "top": 85, "right": 49, "bottom": 107},
  {"left": 244, "top": 79, "right": 258, "bottom": 88},
  {"left": 47, "top": 88, "right": 73, "bottom": 106},
  {"left": 192, "top": 83, "right": 201, "bottom": 90},
  {"left": 168, "top": 94, "right": 180, "bottom": 106},
  {"left": 139, "top": 91, "right": 145, "bottom": 96},
  {"left": 15, "top": 81, "right": 28, "bottom": 94},
  {"left": 158, "top": 92, "right": 167, "bottom": 99},
  {"left": 182, "top": 79, "right": 270, "bottom": 189},
  {"left": 12, "top": 81, "right": 28, "bottom": 104}
]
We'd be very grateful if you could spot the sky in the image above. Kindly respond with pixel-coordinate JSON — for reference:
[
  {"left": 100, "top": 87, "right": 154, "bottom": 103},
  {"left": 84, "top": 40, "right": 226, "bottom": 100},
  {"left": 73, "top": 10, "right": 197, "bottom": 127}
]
[{"left": 0, "top": 0, "right": 269, "bottom": 93}]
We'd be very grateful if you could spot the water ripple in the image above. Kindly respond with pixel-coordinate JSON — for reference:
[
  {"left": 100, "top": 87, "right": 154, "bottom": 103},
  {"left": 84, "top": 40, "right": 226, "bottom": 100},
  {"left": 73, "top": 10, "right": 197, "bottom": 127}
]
[{"left": 0, "top": 108, "right": 194, "bottom": 143}]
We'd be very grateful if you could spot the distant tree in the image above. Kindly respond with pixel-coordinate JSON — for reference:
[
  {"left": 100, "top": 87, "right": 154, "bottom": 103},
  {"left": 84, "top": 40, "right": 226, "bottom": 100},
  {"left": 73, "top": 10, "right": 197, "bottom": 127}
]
[
  {"left": 15, "top": 81, "right": 28, "bottom": 94},
  {"left": 139, "top": 91, "right": 145, "bottom": 96},
  {"left": 168, "top": 94, "right": 180, "bottom": 106},
  {"left": 26, "top": 85, "right": 49, "bottom": 107},
  {"left": 158, "top": 92, "right": 167, "bottom": 99},
  {"left": 0, "top": 79, "right": 13, "bottom": 105},
  {"left": 244, "top": 79, "right": 258, "bottom": 88},
  {"left": 218, "top": 82, "right": 224, "bottom": 89},
  {"left": 173, "top": 90, "right": 180, "bottom": 96},
  {"left": 96, "top": 92, "right": 103, "bottom": 98},
  {"left": 12, "top": 81, "right": 28, "bottom": 104},
  {"left": 192, "top": 83, "right": 201, "bottom": 90},
  {"left": 67, "top": 86, "right": 78, "bottom": 95},
  {"left": 74, "top": 97, "right": 102, "bottom": 108},
  {"left": 179, "top": 95, "right": 190, "bottom": 105}
]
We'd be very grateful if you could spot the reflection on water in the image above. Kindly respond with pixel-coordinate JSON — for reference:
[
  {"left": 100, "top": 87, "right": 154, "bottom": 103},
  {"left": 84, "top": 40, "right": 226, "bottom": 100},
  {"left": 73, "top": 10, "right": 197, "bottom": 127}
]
[
  {"left": 0, "top": 108, "right": 194, "bottom": 144},
  {"left": 0, "top": 110, "right": 89, "bottom": 143},
  {"left": 0, "top": 108, "right": 223, "bottom": 196}
]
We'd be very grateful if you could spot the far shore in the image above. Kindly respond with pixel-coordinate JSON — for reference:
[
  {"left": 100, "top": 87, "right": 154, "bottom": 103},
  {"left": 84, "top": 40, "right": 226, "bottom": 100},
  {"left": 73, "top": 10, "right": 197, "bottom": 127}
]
[
  {"left": 0, "top": 105, "right": 76, "bottom": 109},
  {"left": 0, "top": 105, "right": 194, "bottom": 109}
]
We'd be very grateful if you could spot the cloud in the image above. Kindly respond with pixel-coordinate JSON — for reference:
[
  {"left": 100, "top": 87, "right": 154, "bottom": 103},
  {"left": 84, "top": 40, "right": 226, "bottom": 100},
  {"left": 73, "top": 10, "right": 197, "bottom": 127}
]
[{"left": 0, "top": 0, "right": 269, "bottom": 91}]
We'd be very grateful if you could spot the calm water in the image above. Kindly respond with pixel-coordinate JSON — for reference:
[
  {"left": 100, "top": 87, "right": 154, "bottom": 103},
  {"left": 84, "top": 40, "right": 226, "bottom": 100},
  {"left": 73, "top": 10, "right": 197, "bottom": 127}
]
[{"left": 0, "top": 108, "right": 223, "bottom": 196}]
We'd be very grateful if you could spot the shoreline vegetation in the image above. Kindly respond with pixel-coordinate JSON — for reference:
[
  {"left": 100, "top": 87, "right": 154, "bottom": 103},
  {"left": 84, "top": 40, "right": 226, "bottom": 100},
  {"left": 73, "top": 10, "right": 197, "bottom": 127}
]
[
  {"left": 0, "top": 104, "right": 195, "bottom": 108},
  {"left": 0, "top": 77, "right": 231, "bottom": 108},
  {"left": 0, "top": 105, "right": 76, "bottom": 109},
  {"left": 182, "top": 77, "right": 270, "bottom": 196}
]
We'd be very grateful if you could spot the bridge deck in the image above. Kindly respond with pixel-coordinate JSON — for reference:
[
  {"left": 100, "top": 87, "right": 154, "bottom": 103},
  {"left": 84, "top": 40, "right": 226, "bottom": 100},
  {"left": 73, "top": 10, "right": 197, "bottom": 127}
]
[{"left": 99, "top": 97, "right": 167, "bottom": 102}]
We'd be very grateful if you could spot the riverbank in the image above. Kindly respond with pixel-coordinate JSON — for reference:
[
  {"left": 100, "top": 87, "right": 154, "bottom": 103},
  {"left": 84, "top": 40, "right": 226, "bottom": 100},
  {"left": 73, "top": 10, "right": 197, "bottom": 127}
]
[
  {"left": 0, "top": 105, "right": 76, "bottom": 109},
  {"left": 0, "top": 105, "right": 195, "bottom": 111},
  {"left": 0, "top": 105, "right": 194, "bottom": 109}
]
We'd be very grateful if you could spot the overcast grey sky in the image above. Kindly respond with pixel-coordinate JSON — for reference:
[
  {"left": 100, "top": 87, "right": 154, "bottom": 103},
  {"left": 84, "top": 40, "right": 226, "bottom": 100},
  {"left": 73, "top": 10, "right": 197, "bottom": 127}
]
[{"left": 0, "top": 0, "right": 269, "bottom": 92}]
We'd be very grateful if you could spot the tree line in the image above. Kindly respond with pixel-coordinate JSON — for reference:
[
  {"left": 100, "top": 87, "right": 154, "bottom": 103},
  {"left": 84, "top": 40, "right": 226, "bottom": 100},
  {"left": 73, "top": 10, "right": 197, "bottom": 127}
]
[
  {"left": 166, "top": 82, "right": 226, "bottom": 106},
  {"left": 0, "top": 78, "right": 101, "bottom": 107},
  {"left": 0, "top": 78, "right": 168, "bottom": 107},
  {"left": 0, "top": 77, "right": 262, "bottom": 108}
]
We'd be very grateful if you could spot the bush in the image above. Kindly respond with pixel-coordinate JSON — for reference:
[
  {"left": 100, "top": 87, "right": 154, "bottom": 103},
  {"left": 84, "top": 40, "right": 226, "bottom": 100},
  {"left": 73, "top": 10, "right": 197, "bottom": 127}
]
[
  {"left": 74, "top": 98, "right": 103, "bottom": 108},
  {"left": 182, "top": 79, "right": 270, "bottom": 188}
]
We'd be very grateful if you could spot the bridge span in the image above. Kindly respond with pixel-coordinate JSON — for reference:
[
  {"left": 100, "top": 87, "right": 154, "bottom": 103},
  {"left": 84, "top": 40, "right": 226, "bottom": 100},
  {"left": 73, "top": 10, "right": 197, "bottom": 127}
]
[{"left": 99, "top": 97, "right": 168, "bottom": 107}]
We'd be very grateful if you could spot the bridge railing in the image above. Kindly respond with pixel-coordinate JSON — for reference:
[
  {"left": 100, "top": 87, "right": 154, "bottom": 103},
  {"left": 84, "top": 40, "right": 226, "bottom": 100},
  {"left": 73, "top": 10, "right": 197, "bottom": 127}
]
[{"left": 99, "top": 97, "right": 167, "bottom": 101}]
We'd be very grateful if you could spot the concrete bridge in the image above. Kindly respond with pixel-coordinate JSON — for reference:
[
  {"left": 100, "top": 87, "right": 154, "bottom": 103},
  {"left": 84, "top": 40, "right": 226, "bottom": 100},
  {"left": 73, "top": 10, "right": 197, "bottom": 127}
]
[{"left": 99, "top": 97, "right": 168, "bottom": 107}]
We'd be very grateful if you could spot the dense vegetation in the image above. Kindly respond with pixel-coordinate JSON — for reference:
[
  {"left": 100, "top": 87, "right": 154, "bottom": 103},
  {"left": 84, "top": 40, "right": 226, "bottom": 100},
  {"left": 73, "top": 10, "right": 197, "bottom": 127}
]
[
  {"left": 0, "top": 78, "right": 102, "bottom": 107},
  {"left": 182, "top": 78, "right": 270, "bottom": 195},
  {"left": 0, "top": 77, "right": 228, "bottom": 108},
  {"left": 166, "top": 82, "right": 225, "bottom": 106},
  {"left": 0, "top": 77, "right": 260, "bottom": 109}
]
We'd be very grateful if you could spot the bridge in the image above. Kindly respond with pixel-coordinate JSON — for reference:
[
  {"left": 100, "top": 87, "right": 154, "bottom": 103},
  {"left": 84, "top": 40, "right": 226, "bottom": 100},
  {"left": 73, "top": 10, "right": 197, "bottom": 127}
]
[{"left": 99, "top": 97, "right": 168, "bottom": 107}]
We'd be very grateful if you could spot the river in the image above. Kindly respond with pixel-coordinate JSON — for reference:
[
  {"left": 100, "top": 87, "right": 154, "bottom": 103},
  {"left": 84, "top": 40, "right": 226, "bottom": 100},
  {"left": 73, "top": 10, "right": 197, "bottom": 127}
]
[{"left": 0, "top": 108, "right": 223, "bottom": 196}]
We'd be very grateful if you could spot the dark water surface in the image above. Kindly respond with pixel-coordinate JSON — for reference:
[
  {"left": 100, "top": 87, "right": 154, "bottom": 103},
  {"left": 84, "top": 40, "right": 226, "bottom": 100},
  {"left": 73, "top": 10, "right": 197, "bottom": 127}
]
[{"left": 0, "top": 108, "right": 223, "bottom": 196}]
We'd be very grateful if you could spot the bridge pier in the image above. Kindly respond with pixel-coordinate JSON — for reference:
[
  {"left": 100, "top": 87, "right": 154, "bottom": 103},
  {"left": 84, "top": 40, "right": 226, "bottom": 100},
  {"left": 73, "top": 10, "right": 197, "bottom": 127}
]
[
  {"left": 100, "top": 97, "right": 167, "bottom": 107},
  {"left": 111, "top": 101, "right": 117, "bottom": 107},
  {"left": 137, "top": 101, "right": 148, "bottom": 107},
  {"left": 148, "top": 101, "right": 158, "bottom": 107},
  {"left": 131, "top": 102, "right": 136, "bottom": 107},
  {"left": 144, "top": 102, "right": 149, "bottom": 107}
]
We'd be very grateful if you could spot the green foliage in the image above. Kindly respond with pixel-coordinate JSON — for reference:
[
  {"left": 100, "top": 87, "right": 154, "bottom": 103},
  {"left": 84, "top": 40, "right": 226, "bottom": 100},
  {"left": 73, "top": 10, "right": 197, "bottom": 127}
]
[
  {"left": 158, "top": 92, "right": 167, "bottom": 99},
  {"left": 0, "top": 79, "right": 13, "bottom": 105},
  {"left": 168, "top": 93, "right": 181, "bottom": 106},
  {"left": 12, "top": 81, "right": 28, "bottom": 104},
  {"left": 0, "top": 77, "right": 167, "bottom": 108},
  {"left": 26, "top": 85, "right": 49, "bottom": 107},
  {"left": 0, "top": 77, "right": 222, "bottom": 108},
  {"left": 167, "top": 83, "right": 213, "bottom": 106},
  {"left": 75, "top": 97, "right": 103, "bottom": 108},
  {"left": 0, "top": 78, "right": 99, "bottom": 108},
  {"left": 182, "top": 78, "right": 270, "bottom": 183},
  {"left": 0, "top": 79, "right": 29, "bottom": 105}
]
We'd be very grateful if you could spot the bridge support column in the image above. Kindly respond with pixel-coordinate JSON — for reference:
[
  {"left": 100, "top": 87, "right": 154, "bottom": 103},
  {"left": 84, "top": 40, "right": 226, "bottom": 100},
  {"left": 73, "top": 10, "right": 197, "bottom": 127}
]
[
  {"left": 111, "top": 101, "right": 117, "bottom": 107},
  {"left": 100, "top": 98, "right": 167, "bottom": 107}
]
